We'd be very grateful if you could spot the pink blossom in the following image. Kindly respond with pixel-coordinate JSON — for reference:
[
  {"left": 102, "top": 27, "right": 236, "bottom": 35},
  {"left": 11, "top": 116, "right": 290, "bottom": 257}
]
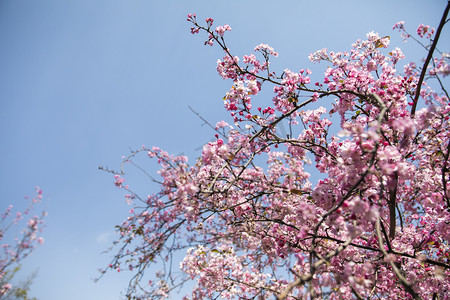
[
  {"left": 392, "top": 117, "right": 416, "bottom": 137},
  {"left": 416, "top": 24, "right": 435, "bottom": 38},
  {"left": 215, "top": 24, "right": 231, "bottom": 37},
  {"left": 187, "top": 14, "right": 196, "bottom": 22},
  {"left": 190, "top": 27, "right": 200, "bottom": 34},
  {"left": 430, "top": 55, "right": 450, "bottom": 77},
  {"left": 205, "top": 18, "right": 214, "bottom": 27},
  {"left": 254, "top": 43, "right": 278, "bottom": 57},
  {"left": 367, "top": 59, "right": 377, "bottom": 71},
  {"left": 0, "top": 283, "right": 12, "bottom": 296},
  {"left": 114, "top": 175, "right": 125, "bottom": 187},
  {"left": 393, "top": 21, "right": 405, "bottom": 30}
]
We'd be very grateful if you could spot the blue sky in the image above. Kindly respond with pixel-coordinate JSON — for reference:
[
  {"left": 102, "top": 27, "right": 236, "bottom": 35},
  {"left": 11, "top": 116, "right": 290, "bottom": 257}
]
[{"left": 0, "top": 1, "right": 448, "bottom": 299}]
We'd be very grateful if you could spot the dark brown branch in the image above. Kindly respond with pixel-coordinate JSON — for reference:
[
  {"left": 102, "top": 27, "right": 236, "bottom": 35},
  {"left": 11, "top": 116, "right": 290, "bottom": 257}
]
[
  {"left": 442, "top": 141, "right": 450, "bottom": 210},
  {"left": 276, "top": 237, "right": 353, "bottom": 300},
  {"left": 311, "top": 234, "right": 450, "bottom": 269},
  {"left": 376, "top": 219, "right": 422, "bottom": 299},
  {"left": 388, "top": 172, "right": 399, "bottom": 240},
  {"left": 411, "top": 0, "right": 450, "bottom": 116}
]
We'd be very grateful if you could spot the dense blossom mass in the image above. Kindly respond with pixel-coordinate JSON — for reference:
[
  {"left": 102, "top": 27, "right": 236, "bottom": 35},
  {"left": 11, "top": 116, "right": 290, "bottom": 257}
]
[{"left": 103, "top": 6, "right": 449, "bottom": 300}]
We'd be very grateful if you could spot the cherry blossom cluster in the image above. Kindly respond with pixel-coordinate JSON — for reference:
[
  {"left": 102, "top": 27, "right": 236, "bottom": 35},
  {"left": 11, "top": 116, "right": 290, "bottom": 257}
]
[
  {"left": 430, "top": 53, "right": 450, "bottom": 77},
  {"left": 393, "top": 20, "right": 449, "bottom": 78},
  {"left": 416, "top": 24, "right": 435, "bottom": 39},
  {"left": 0, "top": 187, "right": 46, "bottom": 297},
  {"left": 103, "top": 7, "right": 450, "bottom": 299}
]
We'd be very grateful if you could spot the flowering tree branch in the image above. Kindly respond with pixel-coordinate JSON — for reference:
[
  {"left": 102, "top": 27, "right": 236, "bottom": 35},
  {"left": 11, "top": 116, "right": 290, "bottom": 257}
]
[
  {"left": 101, "top": 7, "right": 450, "bottom": 299},
  {"left": 411, "top": 0, "right": 450, "bottom": 116},
  {"left": 0, "top": 187, "right": 46, "bottom": 298}
]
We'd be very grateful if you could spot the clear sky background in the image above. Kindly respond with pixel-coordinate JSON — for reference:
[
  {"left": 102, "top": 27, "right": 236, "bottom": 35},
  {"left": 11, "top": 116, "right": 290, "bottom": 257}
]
[{"left": 0, "top": 1, "right": 448, "bottom": 299}]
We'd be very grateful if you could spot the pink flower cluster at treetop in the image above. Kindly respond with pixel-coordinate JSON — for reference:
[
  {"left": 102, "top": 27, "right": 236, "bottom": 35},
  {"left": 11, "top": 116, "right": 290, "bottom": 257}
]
[{"left": 102, "top": 7, "right": 449, "bottom": 300}]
